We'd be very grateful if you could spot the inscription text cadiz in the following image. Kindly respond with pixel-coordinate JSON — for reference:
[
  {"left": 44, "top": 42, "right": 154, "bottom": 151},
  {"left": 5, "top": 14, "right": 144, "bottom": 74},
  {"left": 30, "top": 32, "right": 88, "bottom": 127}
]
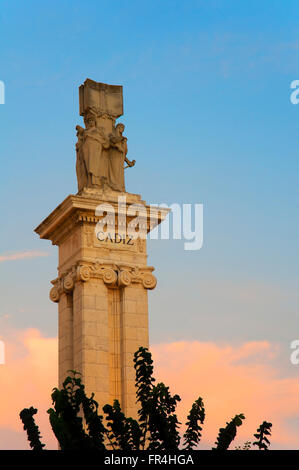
[{"left": 96, "top": 231, "right": 134, "bottom": 245}]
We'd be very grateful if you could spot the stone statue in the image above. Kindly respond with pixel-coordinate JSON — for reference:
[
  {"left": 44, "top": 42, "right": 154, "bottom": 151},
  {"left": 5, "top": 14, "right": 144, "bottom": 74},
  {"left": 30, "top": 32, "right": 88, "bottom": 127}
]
[
  {"left": 76, "top": 109, "right": 110, "bottom": 191},
  {"left": 75, "top": 79, "right": 135, "bottom": 193},
  {"left": 109, "top": 123, "right": 135, "bottom": 192},
  {"left": 75, "top": 125, "right": 86, "bottom": 192}
]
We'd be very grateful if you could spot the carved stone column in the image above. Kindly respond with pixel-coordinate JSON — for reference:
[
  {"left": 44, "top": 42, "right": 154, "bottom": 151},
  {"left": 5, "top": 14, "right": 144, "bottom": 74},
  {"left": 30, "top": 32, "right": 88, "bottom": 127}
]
[{"left": 35, "top": 190, "right": 168, "bottom": 419}]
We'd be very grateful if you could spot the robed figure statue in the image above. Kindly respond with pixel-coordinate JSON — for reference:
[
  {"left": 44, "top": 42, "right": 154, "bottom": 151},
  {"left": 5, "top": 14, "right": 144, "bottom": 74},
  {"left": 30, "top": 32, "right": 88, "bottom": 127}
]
[
  {"left": 75, "top": 79, "right": 135, "bottom": 193},
  {"left": 76, "top": 115, "right": 135, "bottom": 193},
  {"left": 109, "top": 123, "right": 135, "bottom": 192}
]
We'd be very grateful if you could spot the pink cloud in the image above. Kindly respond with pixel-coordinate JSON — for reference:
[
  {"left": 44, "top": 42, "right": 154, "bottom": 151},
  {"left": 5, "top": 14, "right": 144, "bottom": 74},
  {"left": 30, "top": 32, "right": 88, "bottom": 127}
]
[
  {"left": 151, "top": 341, "right": 299, "bottom": 449},
  {"left": 0, "top": 251, "right": 50, "bottom": 262},
  {"left": 0, "top": 330, "right": 299, "bottom": 449},
  {"left": 0, "top": 329, "right": 58, "bottom": 449}
]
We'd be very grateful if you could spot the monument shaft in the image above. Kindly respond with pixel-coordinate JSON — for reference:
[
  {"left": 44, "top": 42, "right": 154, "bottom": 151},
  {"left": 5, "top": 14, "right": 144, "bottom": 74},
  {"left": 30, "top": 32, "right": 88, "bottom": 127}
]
[{"left": 35, "top": 79, "right": 168, "bottom": 418}]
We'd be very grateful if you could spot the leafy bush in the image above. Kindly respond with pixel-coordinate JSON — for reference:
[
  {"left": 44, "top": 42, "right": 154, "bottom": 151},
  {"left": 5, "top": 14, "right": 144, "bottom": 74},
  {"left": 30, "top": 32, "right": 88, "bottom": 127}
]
[{"left": 19, "top": 347, "right": 272, "bottom": 450}]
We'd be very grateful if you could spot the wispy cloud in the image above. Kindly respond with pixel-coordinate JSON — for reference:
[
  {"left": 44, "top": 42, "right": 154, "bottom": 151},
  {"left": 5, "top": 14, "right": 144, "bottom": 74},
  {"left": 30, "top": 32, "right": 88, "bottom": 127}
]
[
  {"left": 152, "top": 341, "right": 299, "bottom": 449},
  {"left": 0, "top": 250, "right": 50, "bottom": 263}
]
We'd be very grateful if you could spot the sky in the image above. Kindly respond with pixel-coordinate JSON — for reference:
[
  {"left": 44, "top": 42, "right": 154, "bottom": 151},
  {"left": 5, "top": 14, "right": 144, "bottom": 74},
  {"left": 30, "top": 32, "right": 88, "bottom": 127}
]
[{"left": 1, "top": 0, "right": 299, "bottom": 449}]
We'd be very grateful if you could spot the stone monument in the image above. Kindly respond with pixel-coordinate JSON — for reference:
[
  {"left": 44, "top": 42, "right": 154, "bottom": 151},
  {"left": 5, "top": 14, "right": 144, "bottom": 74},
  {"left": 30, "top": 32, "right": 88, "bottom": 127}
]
[{"left": 35, "top": 79, "right": 168, "bottom": 419}]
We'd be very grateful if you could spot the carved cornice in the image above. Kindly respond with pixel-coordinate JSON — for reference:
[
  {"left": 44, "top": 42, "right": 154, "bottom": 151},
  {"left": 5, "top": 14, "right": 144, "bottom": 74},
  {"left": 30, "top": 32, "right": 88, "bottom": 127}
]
[
  {"left": 49, "top": 260, "right": 157, "bottom": 302},
  {"left": 35, "top": 193, "right": 170, "bottom": 246}
]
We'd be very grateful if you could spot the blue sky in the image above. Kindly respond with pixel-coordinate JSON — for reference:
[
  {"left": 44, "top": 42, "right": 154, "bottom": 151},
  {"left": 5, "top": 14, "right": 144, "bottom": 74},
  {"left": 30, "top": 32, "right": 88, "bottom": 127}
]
[{"left": 0, "top": 0, "right": 299, "bottom": 363}]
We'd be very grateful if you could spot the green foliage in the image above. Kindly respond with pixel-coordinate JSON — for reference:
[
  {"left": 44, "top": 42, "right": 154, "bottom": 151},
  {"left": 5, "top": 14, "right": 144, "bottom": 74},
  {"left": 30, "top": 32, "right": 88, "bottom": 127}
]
[
  {"left": 134, "top": 347, "right": 181, "bottom": 451},
  {"left": 235, "top": 440, "right": 251, "bottom": 450},
  {"left": 183, "top": 397, "right": 205, "bottom": 450},
  {"left": 19, "top": 347, "right": 272, "bottom": 451},
  {"left": 19, "top": 407, "right": 45, "bottom": 450},
  {"left": 47, "top": 370, "right": 106, "bottom": 450},
  {"left": 134, "top": 346, "right": 155, "bottom": 448},
  {"left": 253, "top": 421, "right": 272, "bottom": 450},
  {"left": 213, "top": 413, "right": 245, "bottom": 450},
  {"left": 103, "top": 400, "right": 141, "bottom": 450}
]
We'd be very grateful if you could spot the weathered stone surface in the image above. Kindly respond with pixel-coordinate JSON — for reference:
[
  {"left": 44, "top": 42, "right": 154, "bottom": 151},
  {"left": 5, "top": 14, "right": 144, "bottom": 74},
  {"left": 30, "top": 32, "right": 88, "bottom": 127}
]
[{"left": 76, "top": 79, "right": 135, "bottom": 193}]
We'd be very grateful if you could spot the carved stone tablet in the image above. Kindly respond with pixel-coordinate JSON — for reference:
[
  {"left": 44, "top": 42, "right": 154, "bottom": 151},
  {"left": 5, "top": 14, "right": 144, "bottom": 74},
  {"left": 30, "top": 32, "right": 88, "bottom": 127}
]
[{"left": 79, "top": 78, "right": 123, "bottom": 118}]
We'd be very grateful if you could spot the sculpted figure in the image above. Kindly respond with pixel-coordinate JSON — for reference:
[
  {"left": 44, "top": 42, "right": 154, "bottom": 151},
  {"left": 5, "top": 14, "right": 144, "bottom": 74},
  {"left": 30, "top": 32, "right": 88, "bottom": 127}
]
[
  {"left": 75, "top": 125, "right": 87, "bottom": 192},
  {"left": 75, "top": 110, "right": 110, "bottom": 191},
  {"left": 108, "top": 123, "right": 135, "bottom": 192},
  {"left": 75, "top": 106, "right": 135, "bottom": 192},
  {"left": 82, "top": 112, "right": 110, "bottom": 187}
]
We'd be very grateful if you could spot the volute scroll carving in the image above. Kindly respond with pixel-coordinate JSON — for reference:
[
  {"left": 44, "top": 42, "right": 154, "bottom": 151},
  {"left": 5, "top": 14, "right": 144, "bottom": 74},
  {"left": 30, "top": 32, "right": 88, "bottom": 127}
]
[
  {"left": 76, "top": 79, "right": 135, "bottom": 194},
  {"left": 118, "top": 270, "right": 132, "bottom": 287},
  {"left": 49, "top": 261, "right": 157, "bottom": 302},
  {"left": 49, "top": 287, "right": 60, "bottom": 303},
  {"left": 77, "top": 265, "right": 91, "bottom": 282},
  {"left": 102, "top": 268, "right": 118, "bottom": 286},
  {"left": 142, "top": 273, "right": 157, "bottom": 290}
]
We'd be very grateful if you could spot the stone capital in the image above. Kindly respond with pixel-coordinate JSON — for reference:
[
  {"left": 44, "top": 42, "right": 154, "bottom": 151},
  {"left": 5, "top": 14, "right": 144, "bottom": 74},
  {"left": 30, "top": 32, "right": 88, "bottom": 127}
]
[{"left": 49, "top": 260, "right": 157, "bottom": 303}]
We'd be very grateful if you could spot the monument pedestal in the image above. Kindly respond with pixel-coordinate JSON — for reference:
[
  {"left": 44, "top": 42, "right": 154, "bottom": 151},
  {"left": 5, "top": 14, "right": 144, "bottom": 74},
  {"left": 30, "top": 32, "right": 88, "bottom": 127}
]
[{"left": 35, "top": 189, "right": 168, "bottom": 419}]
